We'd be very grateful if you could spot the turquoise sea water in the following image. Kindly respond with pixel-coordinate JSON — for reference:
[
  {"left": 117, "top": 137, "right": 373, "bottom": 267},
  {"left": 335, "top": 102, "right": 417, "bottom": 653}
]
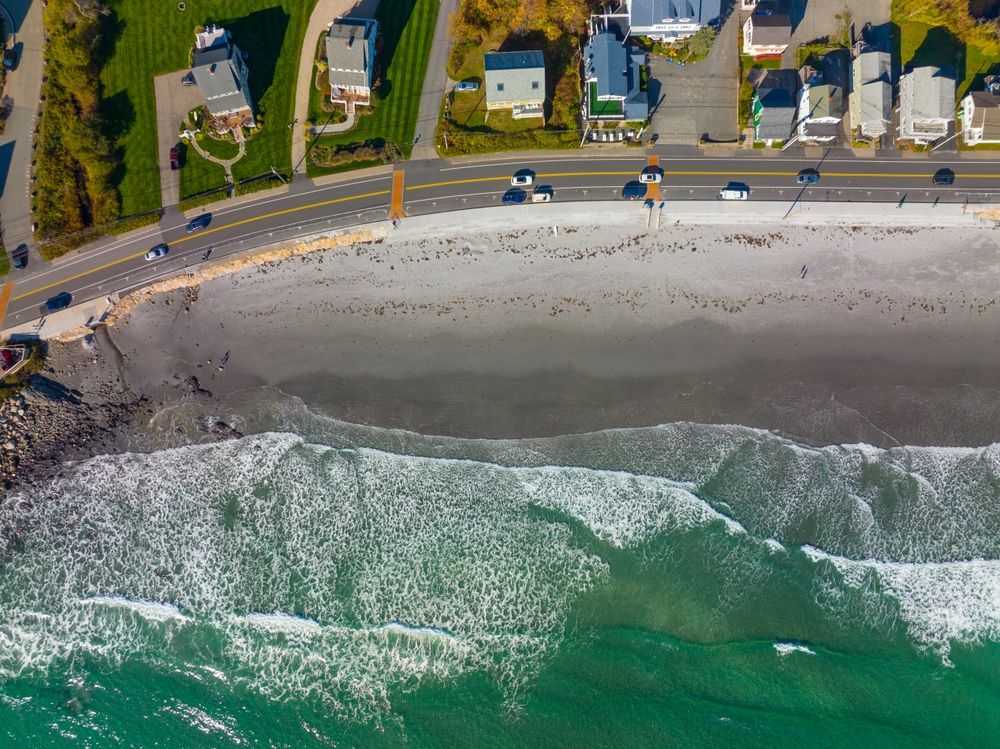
[{"left": 1, "top": 419, "right": 998, "bottom": 747}]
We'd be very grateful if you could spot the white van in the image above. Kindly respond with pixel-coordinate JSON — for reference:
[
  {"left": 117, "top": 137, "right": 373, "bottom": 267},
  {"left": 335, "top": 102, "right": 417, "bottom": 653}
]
[{"left": 717, "top": 185, "right": 749, "bottom": 200}]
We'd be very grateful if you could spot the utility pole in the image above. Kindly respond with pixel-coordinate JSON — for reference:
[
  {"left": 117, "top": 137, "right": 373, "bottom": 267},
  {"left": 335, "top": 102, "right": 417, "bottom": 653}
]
[{"left": 270, "top": 165, "right": 288, "bottom": 184}]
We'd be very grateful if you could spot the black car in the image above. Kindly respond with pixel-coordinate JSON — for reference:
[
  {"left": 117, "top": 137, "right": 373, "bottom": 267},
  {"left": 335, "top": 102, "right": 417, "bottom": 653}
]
[
  {"left": 502, "top": 188, "right": 527, "bottom": 205},
  {"left": 3, "top": 45, "right": 18, "bottom": 72},
  {"left": 932, "top": 168, "right": 955, "bottom": 186},
  {"left": 622, "top": 181, "right": 647, "bottom": 201},
  {"left": 39, "top": 292, "right": 72, "bottom": 317},
  {"left": 186, "top": 214, "right": 210, "bottom": 233},
  {"left": 11, "top": 243, "right": 28, "bottom": 270}
]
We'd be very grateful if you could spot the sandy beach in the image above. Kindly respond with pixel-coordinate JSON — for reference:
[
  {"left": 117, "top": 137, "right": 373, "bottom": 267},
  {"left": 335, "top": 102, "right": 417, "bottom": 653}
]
[{"left": 84, "top": 203, "right": 1000, "bottom": 449}]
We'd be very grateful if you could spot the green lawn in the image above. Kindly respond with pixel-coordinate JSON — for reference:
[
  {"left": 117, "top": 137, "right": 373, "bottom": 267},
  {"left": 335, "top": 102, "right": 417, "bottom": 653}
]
[
  {"left": 589, "top": 82, "right": 624, "bottom": 118},
  {"left": 198, "top": 135, "right": 242, "bottom": 161},
  {"left": 307, "top": 0, "right": 438, "bottom": 166},
  {"left": 0, "top": 247, "right": 9, "bottom": 276},
  {"left": 179, "top": 145, "right": 229, "bottom": 200},
  {"left": 101, "top": 0, "right": 318, "bottom": 217}
]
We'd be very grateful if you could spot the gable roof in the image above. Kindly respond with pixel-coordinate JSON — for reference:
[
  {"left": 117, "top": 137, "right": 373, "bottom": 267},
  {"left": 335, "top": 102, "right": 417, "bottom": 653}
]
[
  {"left": 191, "top": 28, "right": 252, "bottom": 116},
  {"left": 901, "top": 66, "right": 955, "bottom": 121},
  {"left": 970, "top": 91, "right": 1000, "bottom": 139},
  {"left": 326, "top": 18, "right": 377, "bottom": 89},
  {"left": 586, "top": 32, "right": 630, "bottom": 99},
  {"left": 628, "top": 0, "right": 722, "bottom": 28},
  {"left": 484, "top": 51, "right": 546, "bottom": 105},
  {"left": 853, "top": 47, "right": 892, "bottom": 126},
  {"left": 749, "top": 13, "right": 791, "bottom": 45}
]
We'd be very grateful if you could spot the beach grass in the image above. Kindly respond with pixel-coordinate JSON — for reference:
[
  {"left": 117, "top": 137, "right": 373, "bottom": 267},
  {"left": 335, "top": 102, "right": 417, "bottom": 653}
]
[
  {"left": 306, "top": 0, "right": 438, "bottom": 171},
  {"left": 101, "top": 0, "right": 317, "bottom": 217}
]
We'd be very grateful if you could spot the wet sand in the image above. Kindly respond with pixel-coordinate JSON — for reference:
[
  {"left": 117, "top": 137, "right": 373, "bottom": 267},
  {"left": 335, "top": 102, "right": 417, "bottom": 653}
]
[{"left": 106, "top": 209, "right": 1000, "bottom": 448}]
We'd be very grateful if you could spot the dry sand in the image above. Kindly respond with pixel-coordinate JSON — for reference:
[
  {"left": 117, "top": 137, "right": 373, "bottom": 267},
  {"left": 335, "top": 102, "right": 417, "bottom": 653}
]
[{"left": 106, "top": 208, "right": 1000, "bottom": 447}]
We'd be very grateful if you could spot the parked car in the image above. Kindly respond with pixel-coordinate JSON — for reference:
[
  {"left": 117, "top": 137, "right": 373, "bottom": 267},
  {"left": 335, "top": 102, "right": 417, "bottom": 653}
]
[
  {"left": 502, "top": 188, "right": 527, "bottom": 205},
  {"left": 11, "top": 244, "right": 28, "bottom": 270},
  {"left": 797, "top": 168, "right": 820, "bottom": 185},
  {"left": 511, "top": 170, "right": 535, "bottom": 187},
  {"left": 639, "top": 167, "right": 662, "bottom": 184},
  {"left": 531, "top": 186, "right": 553, "bottom": 203},
  {"left": 186, "top": 214, "right": 210, "bottom": 233},
  {"left": 622, "top": 181, "right": 648, "bottom": 201},
  {"left": 181, "top": 71, "right": 196, "bottom": 86},
  {"left": 169, "top": 145, "right": 181, "bottom": 170},
  {"left": 144, "top": 243, "right": 169, "bottom": 261},
  {"left": 932, "top": 168, "right": 955, "bottom": 186},
  {"left": 455, "top": 80, "right": 479, "bottom": 92},
  {"left": 718, "top": 183, "right": 749, "bottom": 200},
  {"left": 38, "top": 291, "right": 72, "bottom": 317},
  {"left": 3, "top": 45, "right": 19, "bottom": 72}
]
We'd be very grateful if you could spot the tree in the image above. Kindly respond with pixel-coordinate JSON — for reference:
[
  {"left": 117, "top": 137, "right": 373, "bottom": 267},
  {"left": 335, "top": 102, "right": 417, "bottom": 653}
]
[{"left": 687, "top": 25, "right": 716, "bottom": 61}]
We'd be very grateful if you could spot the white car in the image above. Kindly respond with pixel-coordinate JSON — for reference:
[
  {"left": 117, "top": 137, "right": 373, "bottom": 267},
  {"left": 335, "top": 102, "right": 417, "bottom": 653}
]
[
  {"left": 511, "top": 172, "right": 534, "bottom": 186},
  {"left": 144, "top": 244, "right": 169, "bottom": 261},
  {"left": 531, "top": 188, "right": 552, "bottom": 202},
  {"left": 639, "top": 169, "right": 662, "bottom": 184},
  {"left": 717, "top": 186, "right": 749, "bottom": 200}
]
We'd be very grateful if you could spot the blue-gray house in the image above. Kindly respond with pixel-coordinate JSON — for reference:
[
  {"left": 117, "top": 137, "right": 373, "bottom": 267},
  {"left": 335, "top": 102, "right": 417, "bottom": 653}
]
[
  {"left": 626, "top": 0, "right": 722, "bottom": 41},
  {"left": 326, "top": 17, "right": 378, "bottom": 114},
  {"left": 583, "top": 31, "right": 648, "bottom": 121}
]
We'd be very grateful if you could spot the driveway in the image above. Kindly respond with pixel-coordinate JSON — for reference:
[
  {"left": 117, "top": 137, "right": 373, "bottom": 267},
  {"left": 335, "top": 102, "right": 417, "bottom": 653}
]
[
  {"left": 0, "top": 0, "right": 44, "bottom": 261},
  {"left": 648, "top": 10, "right": 740, "bottom": 144},
  {"left": 780, "top": 0, "right": 891, "bottom": 68},
  {"left": 410, "top": 0, "right": 458, "bottom": 160},
  {"left": 153, "top": 71, "right": 207, "bottom": 208},
  {"left": 291, "top": 0, "right": 381, "bottom": 175}
]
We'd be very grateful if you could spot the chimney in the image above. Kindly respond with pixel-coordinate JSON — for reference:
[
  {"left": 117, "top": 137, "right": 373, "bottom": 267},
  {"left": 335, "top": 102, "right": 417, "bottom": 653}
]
[
  {"left": 347, "top": 32, "right": 355, "bottom": 47},
  {"left": 209, "top": 63, "right": 216, "bottom": 75}
]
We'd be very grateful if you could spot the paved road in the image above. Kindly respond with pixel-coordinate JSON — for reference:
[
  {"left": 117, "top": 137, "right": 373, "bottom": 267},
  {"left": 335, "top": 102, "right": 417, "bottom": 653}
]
[
  {"left": 4, "top": 148, "right": 1000, "bottom": 330},
  {"left": 0, "top": 0, "right": 43, "bottom": 260}
]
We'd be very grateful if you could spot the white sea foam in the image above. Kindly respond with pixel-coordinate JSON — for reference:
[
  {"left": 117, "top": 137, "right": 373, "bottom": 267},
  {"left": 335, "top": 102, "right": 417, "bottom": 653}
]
[
  {"left": 803, "top": 545, "right": 1000, "bottom": 663},
  {"left": 764, "top": 538, "right": 785, "bottom": 553},
  {"left": 78, "top": 597, "right": 190, "bottom": 623},
  {"left": 240, "top": 613, "right": 323, "bottom": 635},
  {"left": 773, "top": 643, "right": 816, "bottom": 656}
]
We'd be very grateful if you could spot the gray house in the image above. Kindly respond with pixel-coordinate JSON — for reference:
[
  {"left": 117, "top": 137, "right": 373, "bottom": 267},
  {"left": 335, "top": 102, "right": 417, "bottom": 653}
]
[
  {"left": 898, "top": 66, "right": 955, "bottom": 144},
  {"left": 326, "top": 18, "right": 378, "bottom": 114},
  {"left": 583, "top": 30, "right": 648, "bottom": 121},
  {"left": 850, "top": 43, "right": 892, "bottom": 139},
  {"left": 191, "top": 26, "right": 254, "bottom": 135},
  {"left": 484, "top": 50, "right": 546, "bottom": 121},
  {"left": 796, "top": 52, "right": 848, "bottom": 143},
  {"left": 751, "top": 68, "right": 798, "bottom": 143}
]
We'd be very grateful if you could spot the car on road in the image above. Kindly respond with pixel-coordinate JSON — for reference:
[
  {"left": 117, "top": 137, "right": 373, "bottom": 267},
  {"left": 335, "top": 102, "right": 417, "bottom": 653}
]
[
  {"left": 455, "top": 80, "right": 479, "bottom": 92},
  {"left": 186, "top": 214, "right": 210, "bottom": 233},
  {"left": 144, "top": 243, "right": 169, "bottom": 261},
  {"left": 639, "top": 167, "right": 662, "bottom": 184},
  {"left": 511, "top": 170, "right": 534, "bottom": 186},
  {"left": 531, "top": 186, "right": 553, "bottom": 202},
  {"left": 503, "top": 188, "right": 527, "bottom": 205},
  {"left": 932, "top": 168, "right": 955, "bottom": 186},
  {"left": 622, "top": 181, "right": 648, "bottom": 201},
  {"left": 718, "top": 183, "right": 749, "bottom": 200},
  {"left": 169, "top": 145, "right": 181, "bottom": 170},
  {"left": 39, "top": 292, "right": 72, "bottom": 317},
  {"left": 11, "top": 244, "right": 28, "bottom": 270},
  {"left": 797, "top": 168, "right": 820, "bottom": 185}
]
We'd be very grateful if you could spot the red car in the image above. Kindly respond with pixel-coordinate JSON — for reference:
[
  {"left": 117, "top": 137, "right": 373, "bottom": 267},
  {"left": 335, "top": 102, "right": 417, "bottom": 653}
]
[{"left": 169, "top": 145, "right": 181, "bottom": 170}]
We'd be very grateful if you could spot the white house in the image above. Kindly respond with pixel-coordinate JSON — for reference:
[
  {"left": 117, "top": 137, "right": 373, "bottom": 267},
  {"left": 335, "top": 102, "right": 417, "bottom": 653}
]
[
  {"left": 849, "top": 43, "right": 892, "bottom": 139},
  {"left": 898, "top": 66, "right": 955, "bottom": 144},
  {"left": 742, "top": 11, "right": 791, "bottom": 58},
  {"left": 961, "top": 78, "right": 1000, "bottom": 146}
]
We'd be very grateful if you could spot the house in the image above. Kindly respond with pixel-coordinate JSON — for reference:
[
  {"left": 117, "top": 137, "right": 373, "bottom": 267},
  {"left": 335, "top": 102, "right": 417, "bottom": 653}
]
[
  {"left": 750, "top": 68, "right": 798, "bottom": 143},
  {"left": 484, "top": 50, "right": 546, "bottom": 121},
  {"left": 583, "top": 30, "right": 648, "bottom": 121},
  {"left": 191, "top": 26, "right": 254, "bottom": 135},
  {"left": 796, "top": 53, "right": 848, "bottom": 143},
  {"left": 625, "top": 0, "right": 723, "bottom": 42},
  {"left": 849, "top": 43, "right": 892, "bottom": 140},
  {"left": 326, "top": 18, "right": 378, "bottom": 114},
  {"left": 960, "top": 77, "right": 1000, "bottom": 146},
  {"left": 742, "top": 10, "right": 791, "bottom": 59},
  {"left": 898, "top": 66, "right": 955, "bottom": 144}
]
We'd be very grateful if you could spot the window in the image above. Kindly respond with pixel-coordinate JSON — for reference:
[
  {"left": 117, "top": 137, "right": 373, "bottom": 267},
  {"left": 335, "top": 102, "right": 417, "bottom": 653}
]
[
  {"left": 497, "top": 82, "right": 504, "bottom": 92},
  {"left": 532, "top": 81, "right": 539, "bottom": 90}
]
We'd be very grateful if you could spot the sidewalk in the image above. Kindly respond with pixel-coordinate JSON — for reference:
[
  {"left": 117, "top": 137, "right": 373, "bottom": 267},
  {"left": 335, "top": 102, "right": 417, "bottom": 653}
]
[{"left": 3, "top": 295, "right": 114, "bottom": 340}]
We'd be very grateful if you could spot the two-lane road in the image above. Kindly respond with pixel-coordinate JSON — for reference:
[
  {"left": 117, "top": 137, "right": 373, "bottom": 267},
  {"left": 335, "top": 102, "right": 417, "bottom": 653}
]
[{"left": 5, "top": 151, "right": 1000, "bottom": 331}]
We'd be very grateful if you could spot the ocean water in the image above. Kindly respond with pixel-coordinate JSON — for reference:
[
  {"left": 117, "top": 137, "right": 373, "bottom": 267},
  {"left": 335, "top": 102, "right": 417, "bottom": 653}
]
[{"left": 1, "top": 416, "right": 998, "bottom": 747}]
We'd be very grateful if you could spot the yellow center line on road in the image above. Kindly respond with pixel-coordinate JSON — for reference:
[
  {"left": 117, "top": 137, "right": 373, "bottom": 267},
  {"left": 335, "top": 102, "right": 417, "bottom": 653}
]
[{"left": 12, "top": 189, "right": 391, "bottom": 302}]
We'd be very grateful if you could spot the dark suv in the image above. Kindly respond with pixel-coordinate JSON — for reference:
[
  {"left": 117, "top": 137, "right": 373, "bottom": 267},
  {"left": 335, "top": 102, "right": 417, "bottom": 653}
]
[
  {"left": 39, "top": 292, "right": 73, "bottom": 317},
  {"left": 11, "top": 244, "right": 28, "bottom": 270}
]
